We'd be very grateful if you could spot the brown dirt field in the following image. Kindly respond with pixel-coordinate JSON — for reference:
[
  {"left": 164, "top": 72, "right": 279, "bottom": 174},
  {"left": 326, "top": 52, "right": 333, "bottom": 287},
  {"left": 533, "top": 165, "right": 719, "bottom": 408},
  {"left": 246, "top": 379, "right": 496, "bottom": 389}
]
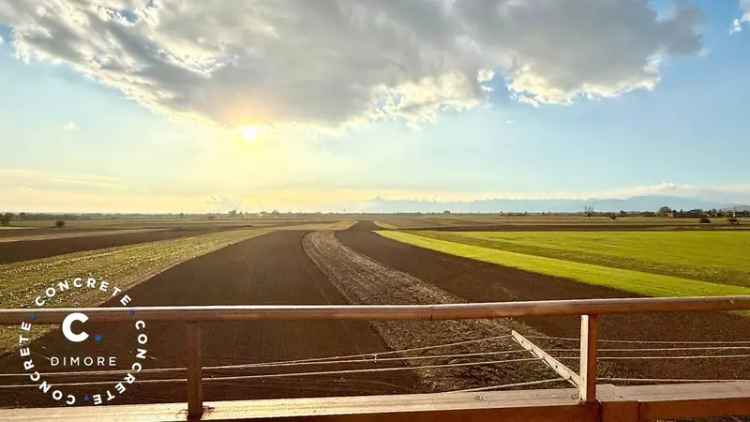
[
  {"left": 0, "top": 230, "right": 418, "bottom": 408},
  {"left": 0, "top": 226, "right": 254, "bottom": 264},
  {"left": 337, "top": 221, "right": 750, "bottom": 383},
  {"left": 303, "top": 231, "right": 565, "bottom": 392},
  {"left": 0, "top": 228, "right": 165, "bottom": 243},
  {"left": 0, "top": 227, "right": 122, "bottom": 239}
]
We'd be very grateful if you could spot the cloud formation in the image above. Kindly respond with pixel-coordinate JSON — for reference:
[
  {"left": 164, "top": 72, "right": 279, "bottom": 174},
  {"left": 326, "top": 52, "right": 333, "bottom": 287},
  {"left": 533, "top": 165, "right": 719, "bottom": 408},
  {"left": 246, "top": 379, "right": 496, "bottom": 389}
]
[
  {"left": 732, "top": 0, "right": 750, "bottom": 33},
  {"left": 0, "top": 0, "right": 702, "bottom": 130}
]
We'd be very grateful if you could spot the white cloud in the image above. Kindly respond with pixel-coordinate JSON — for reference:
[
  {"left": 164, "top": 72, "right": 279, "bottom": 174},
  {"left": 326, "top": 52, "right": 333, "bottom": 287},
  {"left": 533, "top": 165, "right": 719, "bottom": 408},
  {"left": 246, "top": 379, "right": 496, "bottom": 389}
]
[
  {"left": 0, "top": 1, "right": 702, "bottom": 131},
  {"left": 732, "top": 1, "right": 750, "bottom": 33},
  {"left": 0, "top": 34, "right": 4, "bottom": 45},
  {"left": 733, "top": 19, "right": 743, "bottom": 33},
  {"left": 62, "top": 121, "right": 79, "bottom": 131}
]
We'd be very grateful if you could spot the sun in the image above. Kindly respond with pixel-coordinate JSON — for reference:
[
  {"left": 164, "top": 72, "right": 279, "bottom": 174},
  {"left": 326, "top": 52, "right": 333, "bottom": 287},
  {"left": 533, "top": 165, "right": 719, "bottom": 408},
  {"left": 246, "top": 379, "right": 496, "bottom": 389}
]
[{"left": 241, "top": 126, "right": 258, "bottom": 142}]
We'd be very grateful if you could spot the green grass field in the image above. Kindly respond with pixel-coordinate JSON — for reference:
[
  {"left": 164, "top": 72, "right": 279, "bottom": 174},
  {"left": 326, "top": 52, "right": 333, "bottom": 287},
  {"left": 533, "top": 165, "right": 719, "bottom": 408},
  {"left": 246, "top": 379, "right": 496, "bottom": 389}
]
[
  {"left": 411, "top": 230, "right": 750, "bottom": 288},
  {"left": 378, "top": 230, "right": 750, "bottom": 298}
]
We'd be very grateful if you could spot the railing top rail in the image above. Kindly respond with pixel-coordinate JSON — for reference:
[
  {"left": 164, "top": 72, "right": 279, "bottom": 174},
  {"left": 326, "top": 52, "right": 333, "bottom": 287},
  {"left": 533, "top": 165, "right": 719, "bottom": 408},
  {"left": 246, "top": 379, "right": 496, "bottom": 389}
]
[{"left": 2, "top": 296, "right": 750, "bottom": 325}]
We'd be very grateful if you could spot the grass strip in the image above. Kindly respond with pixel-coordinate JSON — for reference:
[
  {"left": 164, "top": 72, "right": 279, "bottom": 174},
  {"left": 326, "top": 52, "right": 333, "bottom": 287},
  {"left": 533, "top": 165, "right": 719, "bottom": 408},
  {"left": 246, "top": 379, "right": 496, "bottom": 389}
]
[
  {"left": 414, "top": 230, "right": 750, "bottom": 288},
  {"left": 377, "top": 230, "right": 750, "bottom": 298}
]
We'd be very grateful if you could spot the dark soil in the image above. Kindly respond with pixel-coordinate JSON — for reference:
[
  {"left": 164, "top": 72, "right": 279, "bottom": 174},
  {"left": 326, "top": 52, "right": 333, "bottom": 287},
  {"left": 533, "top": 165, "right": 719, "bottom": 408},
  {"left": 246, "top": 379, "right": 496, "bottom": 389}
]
[
  {"left": 338, "top": 221, "right": 750, "bottom": 382},
  {"left": 0, "top": 230, "right": 418, "bottom": 408},
  {"left": 303, "top": 231, "right": 563, "bottom": 392},
  {"left": 4, "top": 220, "right": 748, "bottom": 411},
  {"left": 0, "top": 227, "right": 126, "bottom": 239},
  {"left": 0, "top": 226, "right": 254, "bottom": 264}
]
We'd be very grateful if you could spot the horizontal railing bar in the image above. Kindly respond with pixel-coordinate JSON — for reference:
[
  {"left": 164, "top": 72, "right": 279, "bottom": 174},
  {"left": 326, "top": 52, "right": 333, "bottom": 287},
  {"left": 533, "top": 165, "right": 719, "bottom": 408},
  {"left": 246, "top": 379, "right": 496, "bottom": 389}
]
[
  {"left": 1, "top": 296, "right": 750, "bottom": 324},
  {"left": 0, "top": 357, "right": 544, "bottom": 389}
]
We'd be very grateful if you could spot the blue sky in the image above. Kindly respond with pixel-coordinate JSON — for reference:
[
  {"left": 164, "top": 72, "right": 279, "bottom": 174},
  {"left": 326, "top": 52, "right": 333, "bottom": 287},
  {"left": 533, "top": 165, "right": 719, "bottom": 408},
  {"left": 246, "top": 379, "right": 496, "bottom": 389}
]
[{"left": 1, "top": 1, "right": 749, "bottom": 212}]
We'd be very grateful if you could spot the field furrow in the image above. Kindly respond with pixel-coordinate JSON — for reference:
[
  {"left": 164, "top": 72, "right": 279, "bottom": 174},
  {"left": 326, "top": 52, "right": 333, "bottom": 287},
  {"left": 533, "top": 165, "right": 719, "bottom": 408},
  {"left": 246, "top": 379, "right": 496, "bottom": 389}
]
[{"left": 303, "top": 230, "right": 567, "bottom": 391}]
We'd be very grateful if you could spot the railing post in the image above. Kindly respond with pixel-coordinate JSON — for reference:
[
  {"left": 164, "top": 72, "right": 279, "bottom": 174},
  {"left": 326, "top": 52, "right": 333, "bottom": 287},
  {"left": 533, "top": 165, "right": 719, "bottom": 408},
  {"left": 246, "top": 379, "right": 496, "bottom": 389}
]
[
  {"left": 186, "top": 322, "right": 204, "bottom": 419},
  {"left": 579, "top": 314, "right": 598, "bottom": 402}
]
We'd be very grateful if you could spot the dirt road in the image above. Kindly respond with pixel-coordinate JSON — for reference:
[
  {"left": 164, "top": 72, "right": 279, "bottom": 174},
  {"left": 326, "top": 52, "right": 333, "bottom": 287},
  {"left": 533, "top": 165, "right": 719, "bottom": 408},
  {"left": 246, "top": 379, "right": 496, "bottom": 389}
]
[{"left": 337, "top": 221, "right": 750, "bottom": 382}]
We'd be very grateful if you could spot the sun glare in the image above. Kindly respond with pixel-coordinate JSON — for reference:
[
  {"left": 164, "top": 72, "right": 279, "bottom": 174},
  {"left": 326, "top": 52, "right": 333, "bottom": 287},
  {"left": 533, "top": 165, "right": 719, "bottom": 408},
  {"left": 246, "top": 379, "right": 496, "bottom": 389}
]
[{"left": 241, "top": 126, "right": 258, "bottom": 142}]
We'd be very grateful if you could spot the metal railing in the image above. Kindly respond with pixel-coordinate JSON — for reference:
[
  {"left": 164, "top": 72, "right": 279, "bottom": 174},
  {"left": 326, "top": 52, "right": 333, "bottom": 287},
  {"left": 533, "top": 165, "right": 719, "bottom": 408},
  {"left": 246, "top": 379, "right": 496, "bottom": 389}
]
[{"left": 2, "top": 295, "right": 750, "bottom": 419}]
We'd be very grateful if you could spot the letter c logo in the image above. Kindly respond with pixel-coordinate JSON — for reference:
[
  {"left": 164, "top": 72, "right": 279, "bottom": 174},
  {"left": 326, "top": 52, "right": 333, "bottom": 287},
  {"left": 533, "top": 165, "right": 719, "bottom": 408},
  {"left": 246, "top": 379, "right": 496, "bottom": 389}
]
[{"left": 62, "top": 312, "right": 89, "bottom": 343}]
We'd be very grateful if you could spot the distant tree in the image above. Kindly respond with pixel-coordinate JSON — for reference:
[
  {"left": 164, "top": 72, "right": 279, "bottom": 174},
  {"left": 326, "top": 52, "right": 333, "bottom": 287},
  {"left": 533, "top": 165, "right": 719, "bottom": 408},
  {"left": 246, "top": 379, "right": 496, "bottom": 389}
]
[
  {"left": 657, "top": 206, "right": 672, "bottom": 216},
  {"left": 228, "top": 209, "right": 238, "bottom": 216},
  {"left": 55, "top": 219, "right": 65, "bottom": 228},
  {"left": 584, "top": 206, "right": 594, "bottom": 217},
  {"left": 443, "top": 210, "right": 451, "bottom": 214},
  {"left": 608, "top": 213, "right": 617, "bottom": 221},
  {"left": 1, "top": 212, "right": 13, "bottom": 226},
  {"left": 619, "top": 210, "right": 627, "bottom": 217},
  {"left": 699, "top": 217, "right": 711, "bottom": 224}
]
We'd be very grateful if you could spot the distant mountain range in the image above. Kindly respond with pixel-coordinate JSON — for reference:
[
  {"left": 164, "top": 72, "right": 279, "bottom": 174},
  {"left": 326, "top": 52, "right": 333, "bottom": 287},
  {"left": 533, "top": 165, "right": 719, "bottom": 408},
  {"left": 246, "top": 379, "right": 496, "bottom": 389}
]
[{"left": 362, "top": 195, "right": 750, "bottom": 213}]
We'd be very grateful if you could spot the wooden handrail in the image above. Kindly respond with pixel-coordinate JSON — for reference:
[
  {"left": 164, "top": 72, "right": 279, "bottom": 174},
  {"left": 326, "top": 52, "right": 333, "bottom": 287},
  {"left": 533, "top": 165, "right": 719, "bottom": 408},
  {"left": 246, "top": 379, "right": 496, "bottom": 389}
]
[
  {"left": 4, "top": 296, "right": 750, "bottom": 418},
  {"left": 1, "top": 296, "right": 750, "bottom": 324}
]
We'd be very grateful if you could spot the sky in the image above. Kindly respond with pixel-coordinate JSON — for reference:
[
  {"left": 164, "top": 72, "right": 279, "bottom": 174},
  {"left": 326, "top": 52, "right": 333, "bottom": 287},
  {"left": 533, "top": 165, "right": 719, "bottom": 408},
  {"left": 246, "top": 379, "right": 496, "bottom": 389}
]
[{"left": 1, "top": 0, "right": 749, "bottom": 213}]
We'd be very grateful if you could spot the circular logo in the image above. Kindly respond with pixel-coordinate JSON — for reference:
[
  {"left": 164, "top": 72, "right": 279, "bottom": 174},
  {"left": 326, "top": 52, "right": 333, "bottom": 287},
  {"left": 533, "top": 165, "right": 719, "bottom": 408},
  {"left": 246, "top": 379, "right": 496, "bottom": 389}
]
[{"left": 17, "top": 277, "right": 149, "bottom": 406}]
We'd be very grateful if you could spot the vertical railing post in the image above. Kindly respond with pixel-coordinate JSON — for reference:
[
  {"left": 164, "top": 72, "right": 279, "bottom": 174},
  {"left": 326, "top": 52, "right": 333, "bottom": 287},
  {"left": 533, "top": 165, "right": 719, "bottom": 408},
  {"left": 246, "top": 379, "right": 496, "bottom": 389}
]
[
  {"left": 579, "top": 314, "right": 598, "bottom": 402},
  {"left": 186, "top": 322, "right": 203, "bottom": 419}
]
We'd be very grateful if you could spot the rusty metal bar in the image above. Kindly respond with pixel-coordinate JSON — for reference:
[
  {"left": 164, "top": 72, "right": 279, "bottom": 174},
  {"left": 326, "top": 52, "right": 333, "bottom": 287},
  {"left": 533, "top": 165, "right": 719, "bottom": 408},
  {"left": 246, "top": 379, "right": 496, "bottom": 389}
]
[
  {"left": 1, "top": 296, "right": 750, "bottom": 325},
  {"left": 185, "top": 323, "right": 203, "bottom": 419},
  {"left": 579, "top": 315, "right": 598, "bottom": 402}
]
